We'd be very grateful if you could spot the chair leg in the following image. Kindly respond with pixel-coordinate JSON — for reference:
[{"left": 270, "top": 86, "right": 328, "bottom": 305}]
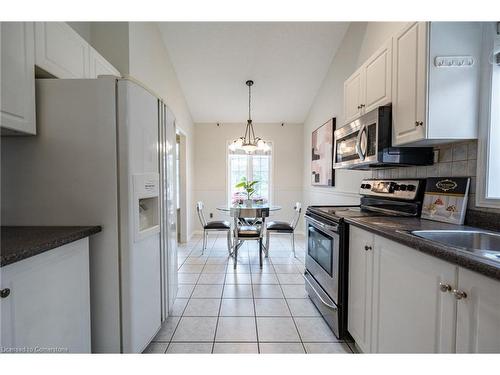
[
  {"left": 259, "top": 238, "right": 263, "bottom": 268},
  {"left": 233, "top": 241, "right": 238, "bottom": 269},
  {"left": 202, "top": 230, "right": 206, "bottom": 255},
  {"left": 291, "top": 232, "right": 296, "bottom": 258},
  {"left": 226, "top": 229, "right": 232, "bottom": 256},
  {"left": 265, "top": 230, "right": 270, "bottom": 258}
]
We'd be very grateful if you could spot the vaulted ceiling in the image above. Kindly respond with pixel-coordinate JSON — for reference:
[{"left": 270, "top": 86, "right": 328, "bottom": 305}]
[{"left": 158, "top": 22, "right": 349, "bottom": 123}]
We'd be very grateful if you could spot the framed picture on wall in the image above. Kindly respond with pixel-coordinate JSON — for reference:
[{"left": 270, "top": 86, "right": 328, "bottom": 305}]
[{"left": 311, "top": 118, "right": 336, "bottom": 186}]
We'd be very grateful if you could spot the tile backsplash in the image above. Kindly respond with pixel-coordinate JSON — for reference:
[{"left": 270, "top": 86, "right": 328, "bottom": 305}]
[{"left": 372, "top": 140, "right": 498, "bottom": 213}]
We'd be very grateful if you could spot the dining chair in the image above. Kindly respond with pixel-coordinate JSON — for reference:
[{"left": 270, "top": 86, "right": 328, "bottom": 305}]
[
  {"left": 196, "top": 201, "right": 232, "bottom": 255},
  {"left": 230, "top": 207, "right": 270, "bottom": 269},
  {"left": 265, "top": 202, "right": 302, "bottom": 258}
]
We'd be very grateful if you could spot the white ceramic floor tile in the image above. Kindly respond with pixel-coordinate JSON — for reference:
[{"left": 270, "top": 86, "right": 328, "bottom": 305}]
[
  {"left": 197, "top": 273, "right": 226, "bottom": 284},
  {"left": 220, "top": 298, "right": 255, "bottom": 316},
  {"left": 225, "top": 273, "right": 252, "bottom": 284},
  {"left": 184, "top": 257, "right": 208, "bottom": 265},
  {"left": 183, "top": 298, "right": 221, "bottom": 317},
  {"left": 179, "top": 264, "right": 204, "bottom": 274},
  {"left": 281, "top": 284, "right": 308, "bottom": 298},
  {"left": 215, "top": 317, "right": 257, "bottom": 342},
  {"left": 213, "top": 342, "right": 259, "bottom": 354},
  {"left": 286, "top": 298, "right": 321, "bottom": 317},
  {"left": 277, "top": 273, "right": 305, "bottom": 285},
  {"left": 273, "top": 264, "right": 301, "bottom": 274},
  {"left": 256, "top": 317, "right": 300, "bottom": 342},
  {"left": 250, "top": 263, "right": 275, "bottom": 274},
  {"left": 166, "top": 342, "right": 213, "bottom": 354},
  {"left": 170, "top": 298, "right": 189, "bottom": 316},
  {"left": 153, "top": 317, "right": 180, "bottom": 342},
  {"left": 176, "top": 284, "right": 195, "bottom": 298},
  {"left": 304, "top": 342, "right": 352, "bottom": 354},
  {"left": 191, "top": 284, "right": 224, "bottom": 298},
  {"left": 171, "top": 317, "right": 218, "bottom": 342},
  {"left": 223, "top": 284, "right": 254, "bottom": 299},
  {"left": 206, "top": 257, "right": 229, "bottom": 264},
  {"left": 294, "top": 317, "right": 339, "bottom": 342},
  {"left": 252, "top": 284, "right": 284, "bottom": 299},
  {"left": 259, "top": 342, "right": 305, "bottom": 354},
  {"left": 254, "top": 299, "right": 290, "bottom": 316},
  {"left": 143, "top": 342, "right": 168, "bottom": 353},
  {"left": 203, "top": 264, "right": 228, "bottom": 273},
  {"left": 251, "top": 273, "right": 279, "bottom": 284},
  {"left": 178, "top": 273, "right": 200, "bottom": 284}
]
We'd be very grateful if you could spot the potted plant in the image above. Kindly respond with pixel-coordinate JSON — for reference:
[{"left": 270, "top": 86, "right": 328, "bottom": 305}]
[{"left": 235, "top": 177, "right": 259, "bottom": 206}]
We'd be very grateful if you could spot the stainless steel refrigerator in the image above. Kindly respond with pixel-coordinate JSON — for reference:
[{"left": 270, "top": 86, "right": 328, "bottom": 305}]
[{"left": 1, "top": 77, "right": 178, "bottom": 353}]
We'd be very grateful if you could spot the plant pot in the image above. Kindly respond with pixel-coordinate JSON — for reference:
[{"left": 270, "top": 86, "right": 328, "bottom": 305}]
[{"left": 244, "top": 199, "right": 253, "bottom": 207}]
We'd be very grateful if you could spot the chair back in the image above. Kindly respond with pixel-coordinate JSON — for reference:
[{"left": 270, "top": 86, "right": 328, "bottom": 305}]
[
  {"left": 196, "top": 201, "right": 207, "bottom": 227},
  {"left": 290, "top": 202, "right": 302, "bottom": 229}
]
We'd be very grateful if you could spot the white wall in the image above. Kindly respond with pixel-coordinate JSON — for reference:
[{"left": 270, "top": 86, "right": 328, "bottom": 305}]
[
  {"left": 194, "top": 122, "right": 304, "bottom": 233},
  {"left": 302, "top": 22, "right": 407, "bottom": 208}
]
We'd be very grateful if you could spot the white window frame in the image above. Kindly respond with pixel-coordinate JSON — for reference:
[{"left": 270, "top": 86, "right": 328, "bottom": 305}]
[
  {"left": 477, "top": 22, "right": 500, "bottom": 208},
  {"left": 225, "top": 140, "right": 274, "bottom": 206}
]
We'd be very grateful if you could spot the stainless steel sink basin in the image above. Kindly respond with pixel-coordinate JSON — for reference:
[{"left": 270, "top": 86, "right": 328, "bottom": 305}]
[{"left": 411, "top": 230, "right": 500, "bottom": 262}]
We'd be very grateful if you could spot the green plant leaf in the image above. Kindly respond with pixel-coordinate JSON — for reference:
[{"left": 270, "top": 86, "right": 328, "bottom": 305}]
[
  {"left": 235, "top": 182, "right": 246, "bottom": 188},
  {"left": 248, "top": 181, "right": 259, "bottom": 187}
]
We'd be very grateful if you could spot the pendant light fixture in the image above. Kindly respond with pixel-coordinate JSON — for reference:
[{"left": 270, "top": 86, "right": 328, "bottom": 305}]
[{"left": 229, "top": 80, "right": 270, "bottom": 153}]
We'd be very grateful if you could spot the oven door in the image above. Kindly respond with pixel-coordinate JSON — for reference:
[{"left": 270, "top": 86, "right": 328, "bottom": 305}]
[{"left": 305, "top": 216, "right": 340, "bottom": 303}]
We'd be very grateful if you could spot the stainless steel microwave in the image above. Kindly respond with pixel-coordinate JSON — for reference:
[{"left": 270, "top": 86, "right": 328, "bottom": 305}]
[{"left": 333, "top": 105, "right": 434, "bottom": 170}]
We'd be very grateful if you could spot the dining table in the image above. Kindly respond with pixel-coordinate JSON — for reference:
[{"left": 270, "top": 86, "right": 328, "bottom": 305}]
[{"left": 216, "top": 204, "right": 282, "bottom": 212}]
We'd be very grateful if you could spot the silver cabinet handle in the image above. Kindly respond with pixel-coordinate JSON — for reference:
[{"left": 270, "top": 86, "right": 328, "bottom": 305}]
[
  {"left": 360, "top": 104, "right": 365, "bottom": 108},
  {"left": 452, "top": 289, "right": 467, "bottom": 300},
  {"left": 0, "top": 288, "right": 10, "bottom": 298},
  {"left": 439, "top": 283, "right": 452, "bottom": 292},
  {"left": 364, "top": 245, "right": 372, "bottom": 251}
]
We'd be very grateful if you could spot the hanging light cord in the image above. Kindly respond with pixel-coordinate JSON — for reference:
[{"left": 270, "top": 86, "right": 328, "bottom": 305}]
[{"left": 248, "top": 82, "right": 252, "bottom": 121}]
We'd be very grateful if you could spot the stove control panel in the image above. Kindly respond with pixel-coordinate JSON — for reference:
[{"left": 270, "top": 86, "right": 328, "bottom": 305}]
[{"left": 360, "top": 179, "right": 421, "bottom": 200}]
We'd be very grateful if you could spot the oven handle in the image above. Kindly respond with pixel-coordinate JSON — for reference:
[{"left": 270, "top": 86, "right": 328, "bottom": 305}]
[
  {"left": 303, "top": 272, "right": 338, "bottom": 311},
  {"left": 305, "top": 215, "right": 339, "bottom": 233}
]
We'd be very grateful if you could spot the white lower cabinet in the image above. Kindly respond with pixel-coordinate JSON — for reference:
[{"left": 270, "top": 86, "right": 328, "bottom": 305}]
[
  {"left": 348, "top": 226, "right": 500, "bottom": 353},
  {"left": 0, "top": 239, "right": 91, "bottom": 353},
  {"left": 348, "top": 226, "right": 374, "bottom": 353},
  {"left": 371, "top": 236, "right": 456, "bottom": 353},
  {"left": 456, "top": 267, "right": 500, "bottom": 353}
]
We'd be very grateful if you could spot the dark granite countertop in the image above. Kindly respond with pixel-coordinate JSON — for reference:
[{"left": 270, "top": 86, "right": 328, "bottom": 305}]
[
  {"left": 1, "top": 226, "right": 102, "bottom": 267},
  {"left": 345, "top": 216, "right": 500, "bottom": 281}
]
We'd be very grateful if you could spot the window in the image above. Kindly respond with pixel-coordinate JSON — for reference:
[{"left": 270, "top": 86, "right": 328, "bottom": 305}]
[
  {"left": 227, "top": 144, "right": 272, "bottom": 205},
  {"left": 477, "top": 23, "right": 500, "bottom": 207}
]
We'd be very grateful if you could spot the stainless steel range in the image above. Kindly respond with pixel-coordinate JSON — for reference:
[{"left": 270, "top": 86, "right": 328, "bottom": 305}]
[{"left": 304, "top": 178, "right": 426, "bottom": 339}]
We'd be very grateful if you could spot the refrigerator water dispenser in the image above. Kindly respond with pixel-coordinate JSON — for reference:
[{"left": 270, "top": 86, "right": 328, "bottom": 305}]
[{"left": 133, "top": 173, "right": 160, "bottom": 241}]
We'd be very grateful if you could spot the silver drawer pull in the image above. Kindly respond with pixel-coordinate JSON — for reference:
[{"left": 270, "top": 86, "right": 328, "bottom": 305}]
[{"left": 303, "top": 273, "right": 337, "bottom": 310}]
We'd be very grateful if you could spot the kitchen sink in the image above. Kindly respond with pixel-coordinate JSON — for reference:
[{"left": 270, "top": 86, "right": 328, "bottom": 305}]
[{"left": 411, "top": 230, "right": 500, "bottom": 262}]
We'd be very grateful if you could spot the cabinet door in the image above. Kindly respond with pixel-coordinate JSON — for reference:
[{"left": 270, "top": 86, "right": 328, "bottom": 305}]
[
  {"left": 347, "top": 226, "right": 374, "bottom": 353},
  {"left": 0, "top": 22, "right": 36, "bottom": 135},
  {"left": 456, "top": 267, "right": 500, "bottom": 353},
  {"left": 35, "top": 22, "right": 89, "bottom": 78},
  {"left": 392, "top": 22, "right": 427, "bottom": 146},
  {"left": 343, "top": 68, "right": 364, "bottom": 124},
  {"left": 0, "top": 239, "right": 91, "bottom": 352},
  {"left": 371, "top": 236, "right": 456, "bottom": 353},
  {"left": 89, "top": 47, "right": 120, "bottom": 78},
  {"left": 364, "top": 38, "right": 392, "bottom": 113}
]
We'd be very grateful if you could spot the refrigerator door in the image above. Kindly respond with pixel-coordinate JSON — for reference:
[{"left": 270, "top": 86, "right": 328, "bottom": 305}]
[
  {"left": 117, "top": 79, "right": 161, "bottom": 353},
  {"left": 159, "top": 101, "right": 178, "bottom": 320}
]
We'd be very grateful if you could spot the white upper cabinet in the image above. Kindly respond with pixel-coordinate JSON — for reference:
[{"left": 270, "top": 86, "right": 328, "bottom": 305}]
[
  {"left": 371, "top": 236, "right": 457, "bottom": 353},
  {"left": 89, "top": 46, "right": 121, "bottom": 78},
  {"left": 343, "top": 69, "right": 364, "bottom": 124},
  {"left": 363, "top": 38, "right": 392, "bottom": 114},
  {"left": 35, "top": 22, "right": 90, "bottom": 78},
  {"left": 392, "top": 22, "right": 482, "bottom": 146},
  {"left": 347, "top": 226, "right": 374, "bottom": 353},
  {"left": 456, "top": 267, "right": 500, "bottom": 353},
  {"left": 343, "top": 38, "right": 392, "bottom": 124},
  {"left": 0, "top": 22, "right": 36, "bottom": 135}
]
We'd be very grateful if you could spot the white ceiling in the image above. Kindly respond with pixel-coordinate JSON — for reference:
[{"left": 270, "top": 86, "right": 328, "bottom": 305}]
[{"left": 158, "top": 22, "right": 349, "bottom": 123}]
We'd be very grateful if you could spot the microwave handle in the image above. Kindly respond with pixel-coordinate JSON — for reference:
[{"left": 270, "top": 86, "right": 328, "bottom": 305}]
[{"left": 355, "top": 124, "right": 366, "bottom": 161}]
